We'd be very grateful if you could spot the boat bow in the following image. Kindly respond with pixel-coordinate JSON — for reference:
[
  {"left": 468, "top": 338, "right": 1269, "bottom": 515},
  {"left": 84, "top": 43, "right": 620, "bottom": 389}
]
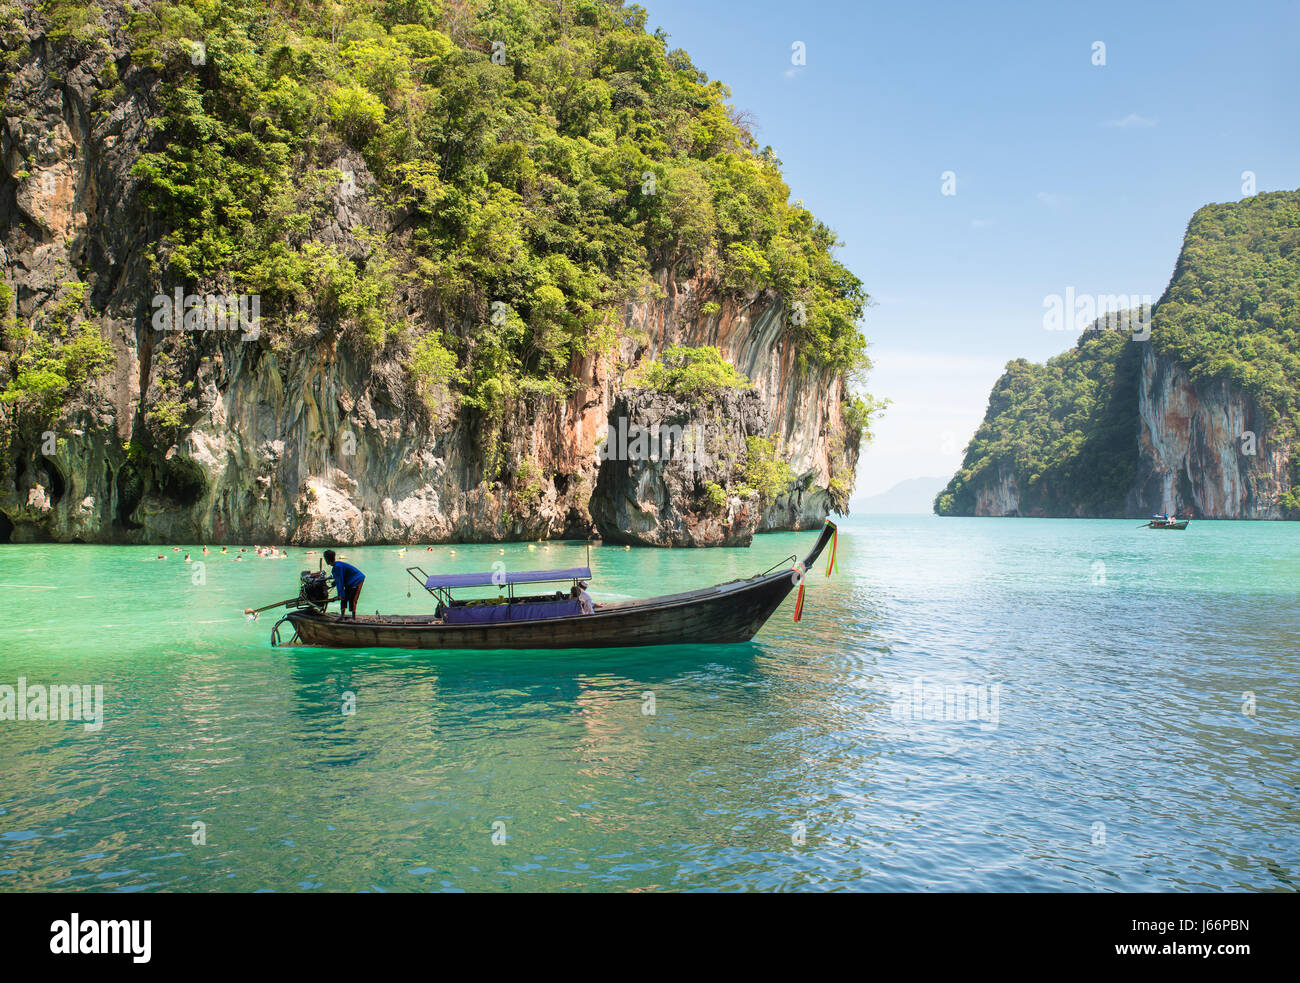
[{"left": 801, "top": 520, "right": 838, "bottom": 569}]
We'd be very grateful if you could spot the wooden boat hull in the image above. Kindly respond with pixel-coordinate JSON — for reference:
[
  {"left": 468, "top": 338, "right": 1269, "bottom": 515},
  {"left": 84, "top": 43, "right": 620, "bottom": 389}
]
[
  {"left": 281, "top": 523, "right": 836, "bottom": 651},
  {"left": 1146, "top": 520, "right": 1189, "bottom": 530}
]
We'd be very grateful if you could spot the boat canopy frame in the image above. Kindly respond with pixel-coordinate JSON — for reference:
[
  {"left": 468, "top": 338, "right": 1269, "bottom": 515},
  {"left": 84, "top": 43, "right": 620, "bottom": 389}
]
[{"left": 405, "top": 565, "right": 592, "bottom": 607}]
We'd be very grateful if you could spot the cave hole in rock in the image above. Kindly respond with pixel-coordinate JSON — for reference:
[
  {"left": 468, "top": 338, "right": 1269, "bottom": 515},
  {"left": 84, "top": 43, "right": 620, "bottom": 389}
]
[
  {"left": 115, "top": 462, "right": 144, "bottom": 530},
  {"left": 40, "top": 457, "right": 66, "bottom": 505},
  {"left": 372, "top": 394, "right": 395, "bottom": 420},
  {"left": 0, "top": 511, "right": 12, "bottom": 543},
  {"left": 161, "top": 457, "right": 207, "bottom": 507}
]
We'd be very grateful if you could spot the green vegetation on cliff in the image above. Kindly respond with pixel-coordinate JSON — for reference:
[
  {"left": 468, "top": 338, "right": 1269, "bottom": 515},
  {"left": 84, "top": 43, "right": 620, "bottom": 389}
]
[
  {"left": 632, "top": 344, "right": 750, "bottom": 400},
  {"left": 0, "top": 282, "right": 115, "bottom": 425},
  {"left": 1152, "top": 191, "right": 1300, "bottom": 429},
  {"left": 934, "top": 327, "right": 1141, "bottom": 516},
  {"left": 5, "top": 0, "right": 874, "bottom": 494},
  {"left": 52, "top": 1, "right": 867, "bottom": 370},
  {"left": 741, "top": 434, "right": 793, "bottom": 501}
]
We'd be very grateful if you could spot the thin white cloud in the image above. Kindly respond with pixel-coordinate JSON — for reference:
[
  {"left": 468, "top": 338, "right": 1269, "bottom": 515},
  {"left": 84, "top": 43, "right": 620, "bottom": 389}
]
[
  {"left": 970, "top": 218, "right": 994, "bottom": 229},
  {"left": 1036, "top": 191, "right": 1060, "bottom": 207},
  {"left": 1104, "top": 112, "right": 1157, "bottom": 128}
]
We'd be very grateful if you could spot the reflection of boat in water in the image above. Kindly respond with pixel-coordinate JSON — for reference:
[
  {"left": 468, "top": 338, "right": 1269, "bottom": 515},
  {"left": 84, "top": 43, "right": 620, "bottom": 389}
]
[
  {"left": 271, "top": 521, "right": 837, "bottom": 650},
  {"left": 1144, "top": 516, "right": 1190, "bottom": 530}
]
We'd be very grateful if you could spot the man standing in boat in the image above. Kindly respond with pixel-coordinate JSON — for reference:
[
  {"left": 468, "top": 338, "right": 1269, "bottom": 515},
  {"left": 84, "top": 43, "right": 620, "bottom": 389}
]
[{"left": 324, "top": 550, "right": 365, "bottom": 620}]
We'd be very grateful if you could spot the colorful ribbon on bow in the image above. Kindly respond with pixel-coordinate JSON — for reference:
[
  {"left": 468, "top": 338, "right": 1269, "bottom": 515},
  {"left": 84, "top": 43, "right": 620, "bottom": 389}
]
[{"left": 825, "top": 526, "right": 838, "bottom": 577}]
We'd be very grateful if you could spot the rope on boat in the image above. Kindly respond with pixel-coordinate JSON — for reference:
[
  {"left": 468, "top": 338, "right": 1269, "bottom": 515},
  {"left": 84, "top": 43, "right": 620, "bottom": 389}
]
[
  {"left": 791, "top": 525, "right": 837, "bottom": 622},
  {"left": 759, "top": 554, "right": 798, "bottom": 578}
]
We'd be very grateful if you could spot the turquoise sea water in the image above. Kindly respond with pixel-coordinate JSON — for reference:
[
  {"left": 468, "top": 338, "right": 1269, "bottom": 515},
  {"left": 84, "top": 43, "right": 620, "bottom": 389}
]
[{"left": 0, "top": 515, "right": 1296, "bottom": 892}]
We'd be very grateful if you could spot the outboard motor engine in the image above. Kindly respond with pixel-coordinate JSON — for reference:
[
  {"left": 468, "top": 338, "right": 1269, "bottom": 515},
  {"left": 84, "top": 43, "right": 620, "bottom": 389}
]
[{"left": 300, "top": 570, "right": 331, "bottom": 607}]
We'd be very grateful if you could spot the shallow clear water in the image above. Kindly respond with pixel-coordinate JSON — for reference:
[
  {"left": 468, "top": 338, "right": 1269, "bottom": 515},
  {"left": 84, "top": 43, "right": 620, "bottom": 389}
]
[{"left": 0, "top": 516, "right": 1296, "bottom": 891}]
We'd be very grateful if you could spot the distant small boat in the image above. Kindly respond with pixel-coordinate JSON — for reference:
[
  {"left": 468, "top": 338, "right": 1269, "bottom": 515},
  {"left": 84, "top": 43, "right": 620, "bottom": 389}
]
[{"left": 1144, "top": 517, "right": 1189, "bottom": 530}]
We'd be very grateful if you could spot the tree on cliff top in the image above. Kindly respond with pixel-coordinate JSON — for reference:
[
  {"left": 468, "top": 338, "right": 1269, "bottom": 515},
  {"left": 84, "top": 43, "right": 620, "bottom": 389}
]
[
  {"left": 100, "top": 0, "right": 872, "bottom": 401},
  {"left": 1151, "top": 190, "right": 1300, "bottom": 431}
]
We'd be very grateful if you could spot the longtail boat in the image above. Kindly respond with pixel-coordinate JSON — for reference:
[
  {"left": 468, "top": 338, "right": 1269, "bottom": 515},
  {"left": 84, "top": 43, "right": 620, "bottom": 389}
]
[
  {"left": 1144, "top": 517, "right": 1190, "bottom": 530},
  {"left": 266, "top": 520, "right": 838, "bottom": 650}
]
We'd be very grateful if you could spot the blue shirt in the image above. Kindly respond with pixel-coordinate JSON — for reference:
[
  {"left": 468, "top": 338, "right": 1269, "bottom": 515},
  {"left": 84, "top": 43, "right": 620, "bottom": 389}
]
[{"left": 330, "top": 560, "right": 365, "bottom": 594}]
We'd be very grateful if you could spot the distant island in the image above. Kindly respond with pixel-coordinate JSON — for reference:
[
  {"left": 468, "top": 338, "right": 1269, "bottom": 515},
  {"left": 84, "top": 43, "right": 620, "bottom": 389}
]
[
  {"left": 936, "top": 189, "right": 1300, "bottom": 520},
  {"left": 854, "top": 476, "right": 949, "bottom": 514}
]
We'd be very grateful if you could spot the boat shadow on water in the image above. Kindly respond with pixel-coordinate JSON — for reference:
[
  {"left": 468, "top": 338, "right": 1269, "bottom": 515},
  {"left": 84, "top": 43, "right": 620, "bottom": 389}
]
[
  {"left": 274, "top": 641, "right": 775, "bottom": 737},
  {"left": 278, "top": 640, "right": 769, "bottom": 690}
]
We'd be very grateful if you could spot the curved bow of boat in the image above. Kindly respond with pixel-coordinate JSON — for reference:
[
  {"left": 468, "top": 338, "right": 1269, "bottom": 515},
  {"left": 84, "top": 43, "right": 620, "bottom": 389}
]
[{"left": 801, "top": 519, "right": 837, "bottom": 568}]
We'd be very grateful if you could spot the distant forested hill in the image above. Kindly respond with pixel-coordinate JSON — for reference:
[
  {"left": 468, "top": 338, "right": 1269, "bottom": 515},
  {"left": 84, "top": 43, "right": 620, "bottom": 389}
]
[
  {"left": 934, "top": 325, "right": 1142, "bottom": 517},
  {"left": 937, "top": 190, "right": 1300, "bottom": 519}
]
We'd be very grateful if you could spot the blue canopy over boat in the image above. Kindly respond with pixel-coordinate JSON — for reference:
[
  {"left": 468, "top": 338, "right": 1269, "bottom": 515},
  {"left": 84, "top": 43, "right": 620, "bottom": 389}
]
[{"left": 423, "top": 567, "right": 592, "bottom": 590}]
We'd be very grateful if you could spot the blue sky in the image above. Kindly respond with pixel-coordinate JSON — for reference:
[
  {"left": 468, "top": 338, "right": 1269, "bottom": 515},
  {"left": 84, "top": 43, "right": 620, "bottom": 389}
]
[{"left": 639, "top": 0, "right": 1300, "bottom": 499}]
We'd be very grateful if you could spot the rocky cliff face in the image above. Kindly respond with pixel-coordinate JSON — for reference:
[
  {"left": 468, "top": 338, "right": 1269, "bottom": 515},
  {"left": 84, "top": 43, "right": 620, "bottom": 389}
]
[
  {"left": 973, "top": 468, "right": 1021, "bottom": 517},
  {"left": 1127, "top": 346, "right": 1288, "bottom": 518},
  {"left": 0, "top": 8, "right": 859, "bottom": 545},
  {"left": 589, "top": 386, "right": 766, "bottom": 547},
  {"left": 955, "top": 343, "right": 1291, "bottom": 520},
  {"left": 621, "top": 270, "right": 855, "bottom": 534}
]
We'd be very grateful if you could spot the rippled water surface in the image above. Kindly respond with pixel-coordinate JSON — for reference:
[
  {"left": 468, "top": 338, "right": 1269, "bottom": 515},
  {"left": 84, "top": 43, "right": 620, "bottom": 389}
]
[{"left": 1, "top": 516, "right": 1296, "bottom": 891}]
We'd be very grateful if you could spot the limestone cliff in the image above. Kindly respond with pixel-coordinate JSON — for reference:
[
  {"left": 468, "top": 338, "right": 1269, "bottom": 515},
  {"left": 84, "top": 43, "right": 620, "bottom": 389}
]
[
  {"left": 0, "top": 1, "right": 865, "bottom": 544},
  {"left": 973, "top": 467, "right": 1021, "bottom": 517},
  {"left": 589, "top": 386, "right": 767, "bottom": 547},
  {"left": 938, "top": 191, "right": 1300, "bottom": 520},
  {"left": 1127, "top": 346, "right": 1288, "bottom": 518},
  {"left": 934, "top": 326, "right": 1142, "bottom": 518},
  {"left": 621, "top": 271, "right": 857, "bottom": 535},
  {"left": 941, "top": 332, "right": 1293, "bottom": 521}
]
